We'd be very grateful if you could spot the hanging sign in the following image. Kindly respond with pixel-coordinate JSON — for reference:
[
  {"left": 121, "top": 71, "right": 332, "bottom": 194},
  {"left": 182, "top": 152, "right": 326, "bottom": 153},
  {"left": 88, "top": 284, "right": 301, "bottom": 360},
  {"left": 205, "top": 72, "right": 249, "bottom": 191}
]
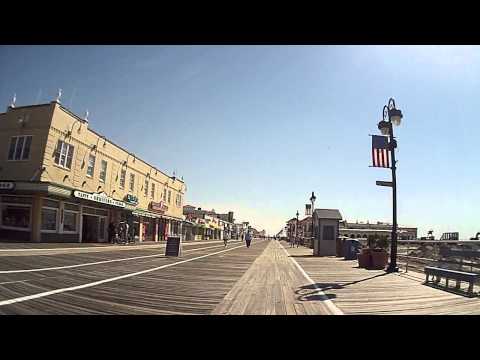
[
  {"left": 150, "top": 201, "right": 168, "bottom": 214},
  {"left": 0, "top": 182, "right": 15, "bottom": 191},
  {"left": 124, "top": 194, "right": 139, "bottom": 205},
  {"left": 73, "top": 190, "right": 125, "bottom": 208},
  {"left": 376, "top": 181, "right": 393, "bottom": 187}
]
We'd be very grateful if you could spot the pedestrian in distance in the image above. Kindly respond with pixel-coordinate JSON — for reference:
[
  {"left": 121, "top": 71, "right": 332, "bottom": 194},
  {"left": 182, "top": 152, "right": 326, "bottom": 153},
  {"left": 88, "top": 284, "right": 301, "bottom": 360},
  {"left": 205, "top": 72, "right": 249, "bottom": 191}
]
[
  {"left": 108, "top": 222, "right": 116, "bottom": 244},
  {"left": 245, "top": 231, "right": 252, "bottom": 248},
  {"left": 124, "top": 222, "right": 131, "bottom": 243},
  {"left": 224, "top": 236, "right": 228, "bottom": 247}
]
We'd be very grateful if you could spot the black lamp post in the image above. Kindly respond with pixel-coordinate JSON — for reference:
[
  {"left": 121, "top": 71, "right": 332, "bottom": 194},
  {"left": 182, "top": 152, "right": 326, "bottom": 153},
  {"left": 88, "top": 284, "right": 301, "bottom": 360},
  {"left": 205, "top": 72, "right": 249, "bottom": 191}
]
[
  {"left": 296, "top": 210, "right": 299, "bottom": 248},
  {"left": 310, "top": 192, "right": 316, "bottom": 248},
  {"left": 377, "top": 98, "right": 403, "bottom": 273}
]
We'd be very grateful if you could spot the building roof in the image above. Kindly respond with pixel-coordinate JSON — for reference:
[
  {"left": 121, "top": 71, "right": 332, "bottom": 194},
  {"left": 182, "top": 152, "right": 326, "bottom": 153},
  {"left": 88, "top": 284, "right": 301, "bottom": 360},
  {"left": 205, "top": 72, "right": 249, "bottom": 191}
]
[
  {"left": 6, "top": 102, "right": 184, "bottom": 185},
  {"left": 314, "top": 209, "right": 342, "bottom": 220},
  {"left": 298, "top": 216, "right": 312, "bottom": 224}
]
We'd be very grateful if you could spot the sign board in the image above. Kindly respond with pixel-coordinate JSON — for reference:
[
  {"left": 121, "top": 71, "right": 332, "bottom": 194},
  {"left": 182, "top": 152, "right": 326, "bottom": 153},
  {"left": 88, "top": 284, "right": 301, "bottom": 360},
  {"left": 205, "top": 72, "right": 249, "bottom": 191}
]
[
  {"left": 124, "top": 194, "right": 138, "bottom": 205},
  {"left": 0, "top": 182, "right": 15, "bottom": 191},
  {"left": 165, "top": 236, "right": 182, "bottom": 257},
  {"left": 73, "top": 190, "right": 126, "bottom": 208},
  {"left": 149, "top": 201, "right": 168, "bottom": 214},
  {"left": 376, "top": 181, "right": 393, "bottom": 187}
]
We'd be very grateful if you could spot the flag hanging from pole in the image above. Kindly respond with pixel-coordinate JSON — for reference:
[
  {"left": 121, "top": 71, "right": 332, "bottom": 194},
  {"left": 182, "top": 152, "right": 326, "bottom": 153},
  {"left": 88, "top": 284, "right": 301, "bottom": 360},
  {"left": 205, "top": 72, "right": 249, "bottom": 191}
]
[
  {"left": 305, "top": 204, "right": 311, "bottom": 216},
  {"left": 372, "top": 135, "right": 390, "bottom": 168}
]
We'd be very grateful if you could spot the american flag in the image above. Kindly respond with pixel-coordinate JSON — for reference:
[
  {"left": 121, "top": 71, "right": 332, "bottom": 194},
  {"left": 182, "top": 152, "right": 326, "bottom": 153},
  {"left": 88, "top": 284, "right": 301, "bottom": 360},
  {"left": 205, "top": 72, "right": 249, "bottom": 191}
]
[{"left": 372, "top": 135, "right": 390, "bottom": 168}]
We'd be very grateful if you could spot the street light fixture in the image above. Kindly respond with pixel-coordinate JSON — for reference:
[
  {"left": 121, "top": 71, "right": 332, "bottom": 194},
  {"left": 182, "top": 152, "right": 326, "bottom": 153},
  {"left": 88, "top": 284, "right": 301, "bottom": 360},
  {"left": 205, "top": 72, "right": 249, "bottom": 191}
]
[
  {"left": 377, "top": 98, "right": 403, "bottom": 273},
  {"left": 309, "top": 192, "right": 316, "bottom": 248},
  {"left": 296, "top": 210, "right": 299, "bottom": 248}
]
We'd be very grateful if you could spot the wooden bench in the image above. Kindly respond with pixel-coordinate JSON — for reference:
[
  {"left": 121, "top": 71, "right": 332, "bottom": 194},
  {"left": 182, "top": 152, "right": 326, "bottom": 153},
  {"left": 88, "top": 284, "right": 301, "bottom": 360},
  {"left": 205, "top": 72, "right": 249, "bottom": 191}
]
[{"left": 425, "top": 266, "right": 480, "bottom": 297}]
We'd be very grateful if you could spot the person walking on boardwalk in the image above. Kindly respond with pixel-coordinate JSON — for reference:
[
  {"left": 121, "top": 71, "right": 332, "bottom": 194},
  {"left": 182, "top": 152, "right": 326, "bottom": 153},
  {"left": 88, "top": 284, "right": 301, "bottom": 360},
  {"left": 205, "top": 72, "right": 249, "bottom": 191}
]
[
  {"left": 224, "top": 236, "right": 228, "bottom": 247},
  {"left": 245, "top": 231, "right": 252, "bottom": 248},
  {"left": 108, "top": 222, "right": 116, "bottom": 244}
]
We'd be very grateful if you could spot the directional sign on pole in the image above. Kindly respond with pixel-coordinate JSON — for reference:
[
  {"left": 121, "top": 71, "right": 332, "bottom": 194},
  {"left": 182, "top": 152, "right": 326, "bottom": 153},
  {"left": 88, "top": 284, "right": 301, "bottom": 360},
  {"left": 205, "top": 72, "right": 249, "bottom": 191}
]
[{"left": 376, "top": 181, "right": 393, "bottom": 187}]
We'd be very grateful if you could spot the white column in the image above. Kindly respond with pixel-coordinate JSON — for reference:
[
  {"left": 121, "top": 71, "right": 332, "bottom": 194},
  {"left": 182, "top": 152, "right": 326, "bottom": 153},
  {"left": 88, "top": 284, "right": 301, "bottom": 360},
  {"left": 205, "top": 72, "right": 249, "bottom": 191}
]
[{"left": 78, "top": 205, "right": 83, "bottom": 243}]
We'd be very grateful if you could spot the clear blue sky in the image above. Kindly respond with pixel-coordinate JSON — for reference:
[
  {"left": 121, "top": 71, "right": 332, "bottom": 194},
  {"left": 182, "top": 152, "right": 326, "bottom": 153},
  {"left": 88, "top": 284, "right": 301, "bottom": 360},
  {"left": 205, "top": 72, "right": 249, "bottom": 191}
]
[{"left": 1, "top": 45, "right": 478, "bottom": 238}]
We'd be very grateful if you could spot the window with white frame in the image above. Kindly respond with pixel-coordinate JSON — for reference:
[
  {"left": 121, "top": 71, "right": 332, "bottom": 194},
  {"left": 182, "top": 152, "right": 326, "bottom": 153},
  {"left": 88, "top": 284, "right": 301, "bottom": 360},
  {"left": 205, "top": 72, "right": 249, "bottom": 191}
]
[
  {"left": 129, "top": 173, "right": 135, "bottom": 192},
  {"left": 54, "top": 140, "right": 74, "bottom": 169},
  {"left": 8, "top": 135, "right": 33, "bottom": 161},
  {"left": 99, "top": 160, "right": 107, "bottom": 182},
  {"left": 168, "top": 190, "right": 171, "bottom": 204},
  {"left": 120, "top": 169, "right": 126, "bottom": 189},
  {"left": 63, "top": 203, "right": 79, "bottom": 233},
  {"left": 41, "top": 199, "right": 59, "bottom": 232},
  {"left": 151, "top": 182, "right": 155, "bottom": 199},
  {"left": 144, "top": 179, "right": 149, "bottom": 197},
  {"left": 175, "top": 194, "right": 182, "bottom": 207},
  {"left": 86, "top": 154, "right": 96, "bottom": 177}
]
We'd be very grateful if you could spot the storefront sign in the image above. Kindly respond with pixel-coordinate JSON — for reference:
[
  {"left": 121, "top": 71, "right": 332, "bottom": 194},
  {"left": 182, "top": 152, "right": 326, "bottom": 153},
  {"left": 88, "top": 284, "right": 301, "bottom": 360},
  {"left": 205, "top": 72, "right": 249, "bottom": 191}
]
[
  {"left": 149, "top": 201, "right": 168, "bottom": 214},
  {"left": 124, "top": 194, "right": 139, "bottom": 205},
  {"left": 73, "top": 190, "right": 125, "bottom": 208},
  {"left": 0, "top": 182, "right": 15, "bottom": 191},
  {"left": 165, "top": 236, "right": 182, "bottom": 257}
]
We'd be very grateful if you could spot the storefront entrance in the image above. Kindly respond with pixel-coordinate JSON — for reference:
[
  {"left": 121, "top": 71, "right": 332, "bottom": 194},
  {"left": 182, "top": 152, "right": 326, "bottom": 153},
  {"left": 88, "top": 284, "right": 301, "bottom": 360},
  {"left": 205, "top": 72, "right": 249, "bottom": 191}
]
[
  {"left": 142, "top": 217, "right": 155, "bottom": 242},
  {"left": 158, "top": 219, "right": 167, "bottom": 241},
  {"left": 82, "top": 214, "right": 106, "bottom": 243}
]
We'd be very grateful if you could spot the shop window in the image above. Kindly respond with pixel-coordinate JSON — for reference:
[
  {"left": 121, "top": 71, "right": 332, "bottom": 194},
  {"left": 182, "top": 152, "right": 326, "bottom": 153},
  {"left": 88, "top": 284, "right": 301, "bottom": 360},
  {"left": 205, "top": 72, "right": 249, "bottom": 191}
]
[
  {"left": 151, "top": 183, "right": 155, "bottom": 199},
  {"left": 41, "top": 208, "right": 58, "bottom": 231},
  {"left": 87, "top": 154, "right": 96, "bottom": 177},
  {"left": 64, "top": 203, "right": 79, "bottom": 212},
  {"left": 95, "top": 209, "right": 108, "bottom": 217},
  {"left": 63, "top": 211, "right": 78, "bottom": 232},
  {"left": 120, "top": 169, "right": 126, "bottom": 189},
  {"left": 1, "top": 204, "right": 31, "bottom": 230},
  {"left": 99, "top": 160, "right": 107, "bottom": 182},
  {"left": 8, "top": 135, "right": 33, "bottom": 161},
  {"left": 129, "top": 173, "right": 135, "bottom": 192}
]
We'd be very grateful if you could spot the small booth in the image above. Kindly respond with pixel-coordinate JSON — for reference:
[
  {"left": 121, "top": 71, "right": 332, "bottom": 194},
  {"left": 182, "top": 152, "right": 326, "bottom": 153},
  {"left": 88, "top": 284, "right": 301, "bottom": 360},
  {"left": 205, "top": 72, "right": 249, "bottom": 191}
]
[{"left": 313, "top": 209, "right": 342, "bottom": 256}]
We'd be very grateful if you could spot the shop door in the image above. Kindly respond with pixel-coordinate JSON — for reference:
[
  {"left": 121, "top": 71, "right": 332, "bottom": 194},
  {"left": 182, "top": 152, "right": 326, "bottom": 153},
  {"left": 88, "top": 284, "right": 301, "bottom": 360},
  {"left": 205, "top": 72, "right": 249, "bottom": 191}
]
[
  {"left": 98, "top": 217, "right": 106, "bottom": 242},
  {"left": 82, "top": 215, "right": 99, "bottom": 243},
  {"left": 321, "top": 225, "right": 336, "bottom": 256},
  {"left": 143, "top": 218, "right": 154, "bottom": 242}
]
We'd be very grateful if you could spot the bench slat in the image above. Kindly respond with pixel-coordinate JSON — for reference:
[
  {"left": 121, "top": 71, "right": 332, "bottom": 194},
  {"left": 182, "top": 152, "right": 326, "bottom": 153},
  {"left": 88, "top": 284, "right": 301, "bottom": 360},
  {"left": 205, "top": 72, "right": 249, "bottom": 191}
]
[{"left": 425, "top": 267, "right": 479, "bottom": 278}]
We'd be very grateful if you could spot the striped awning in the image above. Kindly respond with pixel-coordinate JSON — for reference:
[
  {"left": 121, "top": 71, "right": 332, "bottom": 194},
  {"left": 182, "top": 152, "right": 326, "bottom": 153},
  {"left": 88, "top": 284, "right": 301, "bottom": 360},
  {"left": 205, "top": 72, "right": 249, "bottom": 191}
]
[{"left": 132, "top": 209, "right": 158, "bottom": 219}]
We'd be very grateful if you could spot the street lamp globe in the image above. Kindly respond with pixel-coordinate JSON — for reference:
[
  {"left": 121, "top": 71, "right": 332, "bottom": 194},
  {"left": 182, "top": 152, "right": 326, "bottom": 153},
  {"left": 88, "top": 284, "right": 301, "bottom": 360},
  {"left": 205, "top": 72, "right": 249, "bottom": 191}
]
[
  {"left": 389, "top": 108, "right": 403, "bottom": 127},
  {"left": 377, "top": 120, "right": 390, "bottom": 135}
]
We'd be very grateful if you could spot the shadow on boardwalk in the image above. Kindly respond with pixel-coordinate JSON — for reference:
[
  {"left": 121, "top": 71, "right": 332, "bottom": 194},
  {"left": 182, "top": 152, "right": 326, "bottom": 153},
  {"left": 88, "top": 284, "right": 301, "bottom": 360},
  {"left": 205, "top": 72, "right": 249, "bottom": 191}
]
[{"left": 295, "top": 272, "right": 389, "bottom": 302}]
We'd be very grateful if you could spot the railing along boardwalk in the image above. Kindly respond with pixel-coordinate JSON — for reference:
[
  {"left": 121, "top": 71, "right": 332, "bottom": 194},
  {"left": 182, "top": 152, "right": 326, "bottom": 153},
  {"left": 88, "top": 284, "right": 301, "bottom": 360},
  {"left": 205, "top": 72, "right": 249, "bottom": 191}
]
[
  {"left": 212, "top": 240, "right": 336, "bottom": 315},
  {"left": 281, "top": 241, "right": 480, "bottom": 315}
]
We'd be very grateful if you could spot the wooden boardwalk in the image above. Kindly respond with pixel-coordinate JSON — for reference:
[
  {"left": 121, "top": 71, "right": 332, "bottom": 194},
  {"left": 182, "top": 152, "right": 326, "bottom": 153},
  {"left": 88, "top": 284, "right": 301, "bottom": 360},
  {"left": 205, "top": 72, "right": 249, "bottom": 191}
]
[
  {"left": 282, "top": 241, "right": 480, "bottom": 315},
  {"left": 0, "top": 240, "right": 268, "bottom": 314},
  {"left": 212, "top": 240, "right": 336, "bottom": 315}
]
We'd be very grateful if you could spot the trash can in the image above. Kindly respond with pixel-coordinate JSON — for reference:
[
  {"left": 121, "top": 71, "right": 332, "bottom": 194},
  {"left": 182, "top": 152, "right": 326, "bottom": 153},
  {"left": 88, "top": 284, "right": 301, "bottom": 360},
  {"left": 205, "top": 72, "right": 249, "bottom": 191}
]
[{"left": 344, "top": 239, "right": 361, "bottom": 260}]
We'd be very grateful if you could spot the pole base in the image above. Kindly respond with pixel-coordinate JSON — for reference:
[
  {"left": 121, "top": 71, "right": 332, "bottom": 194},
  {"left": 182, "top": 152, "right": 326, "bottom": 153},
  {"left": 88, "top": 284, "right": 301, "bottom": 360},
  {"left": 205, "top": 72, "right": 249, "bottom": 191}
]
[{"left": 386, "top": 264, "right": 399, "bottom": 273}]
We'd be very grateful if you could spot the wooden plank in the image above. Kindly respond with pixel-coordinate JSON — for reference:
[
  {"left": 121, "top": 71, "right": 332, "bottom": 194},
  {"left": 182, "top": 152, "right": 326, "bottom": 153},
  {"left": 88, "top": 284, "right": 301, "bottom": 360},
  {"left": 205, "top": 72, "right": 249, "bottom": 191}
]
[{"left": 281, "top": 241, "right": 480, "bottom": 315}]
